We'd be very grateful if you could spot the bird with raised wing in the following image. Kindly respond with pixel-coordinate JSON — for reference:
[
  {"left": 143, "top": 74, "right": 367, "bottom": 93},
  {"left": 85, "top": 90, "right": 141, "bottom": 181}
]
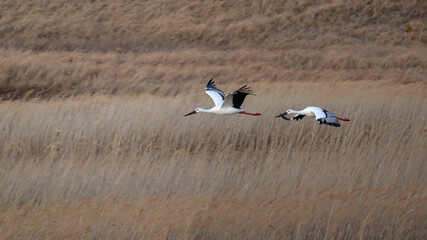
[
  {"left": 184, "top": 79, "right": 261, "bottom": 117},
  {"left": 276, "top": 106, "right": 349, "bottom": 127}
]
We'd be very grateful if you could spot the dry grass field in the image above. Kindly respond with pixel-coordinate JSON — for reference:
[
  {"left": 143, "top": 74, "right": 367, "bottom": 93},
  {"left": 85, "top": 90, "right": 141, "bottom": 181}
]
[{"left": 0, "top": 0, "right": 426, "bottom": 239}]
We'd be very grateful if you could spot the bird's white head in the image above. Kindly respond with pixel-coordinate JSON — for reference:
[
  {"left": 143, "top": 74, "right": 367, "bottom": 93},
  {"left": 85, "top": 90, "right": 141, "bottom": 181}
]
[
  {"left": 275, "top": 109, "right": 295, "bottom": 119},
  {"left": 284, "top": 109, "right": 295, "bottom": 115}
]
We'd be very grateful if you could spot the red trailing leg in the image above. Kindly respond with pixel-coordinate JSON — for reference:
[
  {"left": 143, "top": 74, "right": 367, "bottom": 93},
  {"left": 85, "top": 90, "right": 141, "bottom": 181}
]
[
  {"left": 240, "top": 112, "right": 261, "bottom": 116},
  {"left": 337, "top": 117, "right": 350, "bottom": 121}
]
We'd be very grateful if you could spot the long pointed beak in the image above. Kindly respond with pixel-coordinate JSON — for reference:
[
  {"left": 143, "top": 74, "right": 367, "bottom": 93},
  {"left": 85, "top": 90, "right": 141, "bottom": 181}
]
[
  {"left": 276, "top": 112, "right": 291, "bottom": 120},
  {"left": 184, "top": 110, "right": 197, "bottom": 117},
  {"left": 275, "top": 112, "right": 287, "bottom": 118}
]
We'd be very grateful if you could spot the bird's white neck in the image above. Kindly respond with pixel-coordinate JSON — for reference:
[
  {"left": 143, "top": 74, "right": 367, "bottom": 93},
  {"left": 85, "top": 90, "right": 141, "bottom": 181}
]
[
  {"left": 288, "top": 109, "right": 300, "bottom": 114},
  {"left": 197, "top": 108, "right": 210, "bottom": 113},
  {"left": 290, "top": 108, "right": 316, "bottom": 118}
]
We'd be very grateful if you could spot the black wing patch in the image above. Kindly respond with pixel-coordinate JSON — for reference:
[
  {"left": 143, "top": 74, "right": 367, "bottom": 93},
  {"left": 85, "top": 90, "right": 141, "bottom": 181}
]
[
  {"left": 231, "top": 85, "right": 254, "bottom": 109},
  {"left": 206, "top": 79, "right": 225, "bottom": 100},
  {"left": 292, "top": 114, "right": 305, "bottom": 121},
  {"left": 322, "top": 109, "right": 329, "bottom": 117}
]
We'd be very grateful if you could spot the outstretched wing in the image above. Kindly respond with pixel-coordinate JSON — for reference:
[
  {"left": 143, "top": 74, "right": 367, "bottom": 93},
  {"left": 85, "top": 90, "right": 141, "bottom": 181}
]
[
  {"left": 312, "top": 108, "right": 340, "bottom": 127},
  {"left": 221, "top": 85, "right": 254, "bottom": 109},
  {"left": 205, "top": 79, "right": 226, "bottom": 107}
]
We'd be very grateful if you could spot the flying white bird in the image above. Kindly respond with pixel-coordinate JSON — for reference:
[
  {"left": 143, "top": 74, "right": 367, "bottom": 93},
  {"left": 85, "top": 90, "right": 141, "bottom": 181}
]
[
  {"left": 276, "top": 106, "right": 349, "bottom": 127},
  {"left": 184, "top": 79, "right": 261, "bottom": 117}
]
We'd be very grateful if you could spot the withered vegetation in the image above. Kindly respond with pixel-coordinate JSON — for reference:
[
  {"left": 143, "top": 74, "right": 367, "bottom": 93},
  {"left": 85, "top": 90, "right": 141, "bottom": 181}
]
[{"left": 0, "top": 0, "right": 426, "bottom": 239}]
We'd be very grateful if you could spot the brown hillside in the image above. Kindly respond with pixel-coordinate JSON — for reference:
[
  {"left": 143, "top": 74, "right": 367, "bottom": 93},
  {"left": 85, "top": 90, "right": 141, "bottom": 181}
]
[
  {"left": 0, "top": 0, "right": 426, "bottom": 98},
  {"left": 0, "top": 0, "right": 425, "bottom": 52}
]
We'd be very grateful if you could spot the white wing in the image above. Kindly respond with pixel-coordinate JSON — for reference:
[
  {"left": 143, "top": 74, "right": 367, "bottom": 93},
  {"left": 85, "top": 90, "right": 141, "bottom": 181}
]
[
  {"left": 309, "top": 107, "right": 327, "bottom": 119},
  {"left": 310, "top": 107, "right": 340, "bottom": 127},
  {"left": 206, "top": 90, "right": 225, "bottom": 107},
  {"left": 205, "top": 79, "right": 225, "bottom": 107}
]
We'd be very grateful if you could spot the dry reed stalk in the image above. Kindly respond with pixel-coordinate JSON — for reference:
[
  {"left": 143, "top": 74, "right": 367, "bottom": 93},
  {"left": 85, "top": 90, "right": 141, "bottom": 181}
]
[{"left": 0, "top": 82, "right": 425, "bottom": 238}]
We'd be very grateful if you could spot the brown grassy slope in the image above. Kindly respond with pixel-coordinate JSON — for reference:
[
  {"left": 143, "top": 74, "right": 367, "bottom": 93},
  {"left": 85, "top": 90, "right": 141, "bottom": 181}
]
[
  {"left": 1, "top": 45, "right": 426, "bottom": 100},
  {"left": 0, "top": 0, "right": 426, "bottom": 99},
  {"left": 0, "top": 82, "right": 426, "bottom": 239},
  {"left": 0, "top": 0, "right": 425, "bottom": 51}
]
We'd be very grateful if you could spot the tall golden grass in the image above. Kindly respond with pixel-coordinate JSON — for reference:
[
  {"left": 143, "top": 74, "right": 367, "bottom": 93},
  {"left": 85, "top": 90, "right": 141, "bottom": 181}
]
[{"left": 0, "top": 82, "right": 426, "bottom": 239}]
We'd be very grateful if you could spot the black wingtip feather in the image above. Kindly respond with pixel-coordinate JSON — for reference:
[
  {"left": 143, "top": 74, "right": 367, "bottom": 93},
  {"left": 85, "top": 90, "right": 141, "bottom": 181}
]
[
  {"left": 206, "top": 78, "right": 215, "bottom": 89},
  {"left": 236, "top": 85, "right": 254, "bottom": 95},
  {"left": 231, "top": 85, "right": 256, "bottom": 109}
]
